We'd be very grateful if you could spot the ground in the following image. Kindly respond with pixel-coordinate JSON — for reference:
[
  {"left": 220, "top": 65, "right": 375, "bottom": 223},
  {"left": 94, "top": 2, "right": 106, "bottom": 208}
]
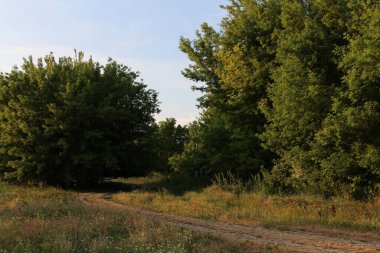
[
  {"left": 1, "top": 175, "right": 379, "bottom": 252},
  {"left": 81, "top": 191, "right": 380, "bottom": 253}
]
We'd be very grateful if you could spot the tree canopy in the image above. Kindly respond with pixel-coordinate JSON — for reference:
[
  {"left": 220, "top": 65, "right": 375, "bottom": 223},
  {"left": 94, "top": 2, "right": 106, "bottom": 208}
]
[
  {"left": 178, "top": 0, "right": 380, "bottom": 199},
  {"left": 0, "top": 52, "right": 159, "bottom": 187}
]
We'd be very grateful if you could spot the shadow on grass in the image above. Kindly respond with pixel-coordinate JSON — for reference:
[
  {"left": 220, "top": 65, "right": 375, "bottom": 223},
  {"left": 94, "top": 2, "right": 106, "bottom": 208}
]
[{"left": 84, "top": 174, "right": 212, "bottom": 196}]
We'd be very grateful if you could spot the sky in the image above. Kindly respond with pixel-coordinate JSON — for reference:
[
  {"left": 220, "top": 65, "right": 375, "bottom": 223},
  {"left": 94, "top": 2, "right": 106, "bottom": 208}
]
[{"left": 0, "top": 0, "right": 228, "bottom": 125}]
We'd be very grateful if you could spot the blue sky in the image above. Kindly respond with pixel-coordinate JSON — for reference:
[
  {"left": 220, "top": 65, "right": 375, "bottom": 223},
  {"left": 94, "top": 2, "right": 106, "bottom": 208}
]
[{"left": 0, "top": 0, "right": 228, "bottom": 124}]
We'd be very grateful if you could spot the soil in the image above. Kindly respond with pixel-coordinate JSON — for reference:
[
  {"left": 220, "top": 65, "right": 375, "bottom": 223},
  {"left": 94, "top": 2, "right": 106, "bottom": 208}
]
[{"left": 79, "top": 192, "right": 380, "bottom": 253}]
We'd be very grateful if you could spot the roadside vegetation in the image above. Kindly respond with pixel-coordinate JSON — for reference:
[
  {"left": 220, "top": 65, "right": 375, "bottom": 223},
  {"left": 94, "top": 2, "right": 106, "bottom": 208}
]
[
  {"left": 110, "top": 174, "right": 380, "bottom": 232},
  {"left": 0, "top": 183, "right": 264, "bottom": 253}
]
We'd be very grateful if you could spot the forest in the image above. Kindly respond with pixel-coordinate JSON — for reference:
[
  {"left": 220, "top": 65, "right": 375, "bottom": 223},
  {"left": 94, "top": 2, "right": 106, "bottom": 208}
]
[{"left": 0, "top": 0, "right": 379, "bottom": 202}]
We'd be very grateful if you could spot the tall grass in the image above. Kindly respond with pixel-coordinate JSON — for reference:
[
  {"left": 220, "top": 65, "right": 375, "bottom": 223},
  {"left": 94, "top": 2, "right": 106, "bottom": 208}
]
[
  {"left": 111, "top": 174, "right": 380, "bottom": 232},
  {"left": 0, "top": 183, "right": 258, "bottom": 253}
]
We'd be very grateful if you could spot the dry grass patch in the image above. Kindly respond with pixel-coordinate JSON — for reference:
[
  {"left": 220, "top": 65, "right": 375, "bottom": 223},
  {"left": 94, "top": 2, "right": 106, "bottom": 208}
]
[
  {"left": 110, "top": 175, "right": 380, "bottom": 232},
  {"left": 0, "top": 183, "right": 260, "bottom": 253}
]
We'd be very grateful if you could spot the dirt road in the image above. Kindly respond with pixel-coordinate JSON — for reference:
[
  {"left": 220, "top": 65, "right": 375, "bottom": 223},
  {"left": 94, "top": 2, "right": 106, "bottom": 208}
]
[{"left": 80, "top": 192, "right": 380, "bottom": 253}]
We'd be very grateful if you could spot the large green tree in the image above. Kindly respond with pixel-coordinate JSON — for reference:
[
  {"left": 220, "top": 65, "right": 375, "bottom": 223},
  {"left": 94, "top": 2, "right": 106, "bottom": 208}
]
[
  {"left": 0, "top": 52, "right": 159, "bottom": 187},
  {"left": 260, "top": 0, "right": 350, "bottom": 191},
  {"left": 311, "top": 1, "right": 380, "bottom": 198},
  {"left": 179, "top": 0, "right": 379, "bottom": 198},
  {"left": 178, "top": 0, "right": 280, "bottom": 177}
]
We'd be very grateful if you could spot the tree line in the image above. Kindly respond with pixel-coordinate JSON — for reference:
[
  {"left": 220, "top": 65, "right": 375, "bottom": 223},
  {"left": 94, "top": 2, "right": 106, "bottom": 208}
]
[
  {"left": 0, "top": 0, "right": 379, "bottom": 199},
  {"left": 173, "top": 0, "right": 380, "bottom": 199}
]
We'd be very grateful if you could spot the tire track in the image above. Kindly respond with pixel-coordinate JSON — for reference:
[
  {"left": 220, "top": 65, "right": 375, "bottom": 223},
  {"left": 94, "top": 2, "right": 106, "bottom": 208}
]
[{"left": 80, "top": 193, "right": 380, "bottom": 253}]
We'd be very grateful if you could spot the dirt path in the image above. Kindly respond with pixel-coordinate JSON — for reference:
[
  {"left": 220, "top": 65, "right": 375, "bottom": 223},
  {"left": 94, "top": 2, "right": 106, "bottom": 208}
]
[{"left": 80, "top": 192, "right": 380, "bottom": 253}]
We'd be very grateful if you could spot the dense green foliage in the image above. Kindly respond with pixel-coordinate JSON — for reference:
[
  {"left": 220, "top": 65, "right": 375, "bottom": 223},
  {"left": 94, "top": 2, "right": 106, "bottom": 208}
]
[
  {"left": 0, "top": 53, "right": 159, "bottom": 187},
  {"left": 153, "top": 118, "right": 188, "bottom": 172},
  {"left": 178, "top": 0, "right": 380, "bottom": 199},
  {"left": 310, "top": 2, "right": 380, "bottom": 199}
]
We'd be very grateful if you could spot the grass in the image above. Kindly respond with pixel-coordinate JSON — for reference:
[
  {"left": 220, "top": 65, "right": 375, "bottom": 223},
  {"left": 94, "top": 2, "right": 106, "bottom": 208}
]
[
  {"left": 109, "top": 173, "right": 380, "bottom": 232},
  {"left": 0, "top": 183, "right": 265, "bottom": 253},
  {"left": 1, "top": 175, "right": 378, "bottom": 253}
]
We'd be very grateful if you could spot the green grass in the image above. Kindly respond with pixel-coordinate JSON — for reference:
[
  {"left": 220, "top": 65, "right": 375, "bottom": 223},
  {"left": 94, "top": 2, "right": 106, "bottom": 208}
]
[
  {"left": 0, "top": 183, "right": 263, "bottom": 253},
  {"left": 110, "top": 174, "right": 380, "bottom": 232}
]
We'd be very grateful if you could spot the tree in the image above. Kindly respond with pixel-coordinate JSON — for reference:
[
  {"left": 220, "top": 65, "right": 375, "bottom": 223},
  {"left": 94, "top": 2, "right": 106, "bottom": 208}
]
[
  {"left": 215, "top": 0, "right": 281, "bottom": 175},
  {"left": 179, "top": 22, "right": 222, "bottom": 109},
  {"left": 311, "top": 1, "right": 380, "bottom": 198},
  {"left": 178, "top": 0, "right": 280, "bottom": 177},
  {"left": 179, "top": 0, "right": 379, "bottom": 198},
  {"left": 169, "top": 120, "right": 208, "bottom": 174},
  {"left": 0, "top": 52, "right": 159, "bottom": 187},
  {"left": 260, "top": 0, "right": 350, "bottom": 191},
  {"left": 153, "top": 118, "right": 188, "bottom": 172}
]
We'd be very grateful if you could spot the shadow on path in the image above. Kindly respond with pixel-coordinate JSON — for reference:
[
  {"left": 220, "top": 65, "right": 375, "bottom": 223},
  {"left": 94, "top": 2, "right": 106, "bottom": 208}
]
[{"left": 78, "top": 174, "right": 211, "bottom": 196}]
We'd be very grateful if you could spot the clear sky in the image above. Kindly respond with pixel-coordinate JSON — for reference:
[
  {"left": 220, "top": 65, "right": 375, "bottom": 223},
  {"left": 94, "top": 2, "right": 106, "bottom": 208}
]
[{"left": 0, "top": 0, "right": 228, "bottom": 125}]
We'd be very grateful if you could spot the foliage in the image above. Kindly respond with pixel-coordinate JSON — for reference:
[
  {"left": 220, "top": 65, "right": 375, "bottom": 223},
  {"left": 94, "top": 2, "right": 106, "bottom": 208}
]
[
  {"left": 153, "top": 118, "right": 188, "bottom": 172},
  {"left": 179, "top": 23, "right": 221, "bottom": 108},
  {"left": 178, "top": 1, "right": 281, "bottom": 178},
  {"left": 169, "top": 121, "right": 207, "bottom": 174},
  {"left": 178, "top": 0, "right": 380, "bottom": 199},
  {"left": 310, "top": 2, "right": 380, "bottom": 199},
  {"left": 260, "top": 0, "right": 350, "bottom": 193},
  {"left": 0, "top": 52, "right": 159, "bottom": 187}
]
